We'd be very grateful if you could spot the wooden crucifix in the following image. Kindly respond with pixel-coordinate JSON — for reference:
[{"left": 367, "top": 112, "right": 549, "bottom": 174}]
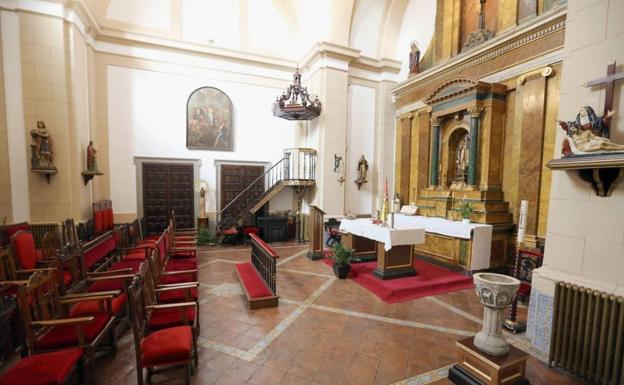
[{"left": 584, "top": 60, "right": 624, "bottom": 138}]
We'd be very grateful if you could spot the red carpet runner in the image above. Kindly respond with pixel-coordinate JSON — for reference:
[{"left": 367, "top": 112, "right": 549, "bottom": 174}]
[{"left": 323, "top": 257, "right": 473, "bottom": 304}]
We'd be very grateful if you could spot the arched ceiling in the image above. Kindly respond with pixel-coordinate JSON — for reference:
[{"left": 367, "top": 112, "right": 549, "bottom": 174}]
[{"left": 80, "top": 0, "right": 435, "bottom": 67}]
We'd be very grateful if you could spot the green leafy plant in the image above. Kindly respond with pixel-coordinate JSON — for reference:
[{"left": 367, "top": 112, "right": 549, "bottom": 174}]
[
  {"left": 331, "top": 242, "right": 354, "bottom": 266},
  {"left": 197, "top": 226, "right": 216, "bottom": 245},
  {"left": 457, "top": 199, "right": 474, "bottom": 219}
]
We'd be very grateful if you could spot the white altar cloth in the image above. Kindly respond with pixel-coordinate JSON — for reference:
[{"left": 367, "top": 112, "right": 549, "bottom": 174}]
[
  {"left": 393, "top": 214, "right": 493, "bottom": 270},
  {"left": 339, "top": 218, "right": 425, "bottom": 251}
]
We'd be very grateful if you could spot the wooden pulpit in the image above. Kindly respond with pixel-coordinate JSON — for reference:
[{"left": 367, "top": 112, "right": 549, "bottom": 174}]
[{"left": 306, "top": 205, "right": 325, "bottom": 260}]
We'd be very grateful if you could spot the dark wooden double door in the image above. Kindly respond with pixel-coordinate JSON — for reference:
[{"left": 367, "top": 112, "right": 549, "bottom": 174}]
[
  {"left": 220, "top": 164, "right": 264, "bottom": 223},
  {"left": 143, "top": 163, "right": 194, "bottom": 234}
]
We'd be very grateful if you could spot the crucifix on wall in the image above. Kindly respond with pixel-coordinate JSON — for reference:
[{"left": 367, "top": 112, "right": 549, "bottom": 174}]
[{"left": 584, "top": 60, "right": 624, "bottom": 138}]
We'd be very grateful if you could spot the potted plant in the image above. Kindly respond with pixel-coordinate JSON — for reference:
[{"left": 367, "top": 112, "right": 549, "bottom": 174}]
[
  {"left": 197, "top": 226, "right": 217, "bottom": 246},
  {"left": 331, "top": 242, "right": 353, "bottom": 279},
  {"left": 457, "top": 199, "right": 474, "bottom": 224}
]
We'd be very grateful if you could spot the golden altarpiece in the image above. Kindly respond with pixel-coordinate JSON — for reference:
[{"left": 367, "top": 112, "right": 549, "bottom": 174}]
[{"left": 392, "top": 1, "right": 566, "bottom": 270}]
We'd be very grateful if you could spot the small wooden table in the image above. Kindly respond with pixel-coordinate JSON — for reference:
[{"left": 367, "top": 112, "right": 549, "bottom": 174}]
[{"left": 339, "top": 218, "right": 425, "bottom": 280}]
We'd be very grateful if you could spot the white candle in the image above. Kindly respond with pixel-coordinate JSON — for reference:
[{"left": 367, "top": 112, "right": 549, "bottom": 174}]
[{"left": 517, "top": 200, "right": 528, "bottom": 244}]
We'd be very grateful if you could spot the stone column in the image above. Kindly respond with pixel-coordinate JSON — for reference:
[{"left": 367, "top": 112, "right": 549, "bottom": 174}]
[
  {"left": 429, "top": 117, "right": 441, "bottom": 187},
  {"left": 467, "top": 107, "right": 482, "bottom": 186}
]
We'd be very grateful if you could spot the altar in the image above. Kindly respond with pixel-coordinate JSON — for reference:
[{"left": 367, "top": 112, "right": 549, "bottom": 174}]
[
  {"left": 339, "top": 218, "right": 425, "bottom": 279},
  {"left": 394, "top": 214, "right": 493, "bottom": 271}
]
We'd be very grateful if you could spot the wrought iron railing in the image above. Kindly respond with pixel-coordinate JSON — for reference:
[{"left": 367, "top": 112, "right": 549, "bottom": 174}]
[
  {"left": 216, "top": 148, "right": 316, "bottom": 225},
  {"left": 249, "top": 233, "right": 278, "bottom": 294}
]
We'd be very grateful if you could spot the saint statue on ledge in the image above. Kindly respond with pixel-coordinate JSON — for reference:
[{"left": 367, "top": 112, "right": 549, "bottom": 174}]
[
  {"left": 30, "top": 121, "right": 54, "bottom": 169},
  {"left": 559, "top": 106, "right": 624, "bottom": 156},
  {"left": 355, "top": 155, "right": 369, "bottom": 190},
  {"left": 86, "top": 141, "right": 98, "bottom": 171},
  {"left": 409, "top": 41, "right": 420, "bottom": 75}
]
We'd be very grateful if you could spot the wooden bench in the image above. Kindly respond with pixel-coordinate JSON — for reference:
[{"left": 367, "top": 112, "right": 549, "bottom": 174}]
[{"left": 234, "top": 233, "right": 279, "bottom": 309}]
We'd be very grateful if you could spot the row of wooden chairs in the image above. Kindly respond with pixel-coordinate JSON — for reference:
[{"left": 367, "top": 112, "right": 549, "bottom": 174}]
[{"left": 0, "top": 211, "right": 198, "bottom": 385}]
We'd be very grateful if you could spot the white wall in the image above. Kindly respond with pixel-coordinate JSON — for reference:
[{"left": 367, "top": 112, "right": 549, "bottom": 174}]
[
  {"left": 349, "top": 0, "right": 385, "bottom": 58},
  {"left": 533, "top": 0, "right": 624, "bottom": 297},
  {"left": 345, "top": 84, "right": 375, "bottom": 214},
  {"left": 527, "top": 0, "right": 624, "bottom": 355},
  {"left": 107, "top": 65, "right": 296, "bottom": 216}
]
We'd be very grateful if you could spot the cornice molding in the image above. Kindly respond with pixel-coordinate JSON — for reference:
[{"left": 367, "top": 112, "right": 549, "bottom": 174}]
[{"left": 392, "top": 6, "right": 567, "bottom": 97}]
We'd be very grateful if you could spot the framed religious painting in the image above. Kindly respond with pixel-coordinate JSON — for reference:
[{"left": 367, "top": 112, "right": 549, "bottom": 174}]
[{"left": 186, "top": 87, "right": 234, "bottom": 151}]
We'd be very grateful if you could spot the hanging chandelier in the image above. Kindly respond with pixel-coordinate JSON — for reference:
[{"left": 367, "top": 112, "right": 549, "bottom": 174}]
[{"left": 272, "top": 68, "right": 321, "bottom": 121}]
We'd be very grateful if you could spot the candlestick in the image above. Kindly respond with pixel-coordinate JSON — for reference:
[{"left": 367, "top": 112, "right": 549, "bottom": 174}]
[{"left": 517, "top": 200, "right": 528, "bottom": 245}]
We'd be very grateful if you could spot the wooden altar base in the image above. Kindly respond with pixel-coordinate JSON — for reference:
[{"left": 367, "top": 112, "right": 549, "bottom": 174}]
[
  {"left": 449, "top": 337, "right": 530, "bottom": 385},
  {"left": 341, "top": 232, "right": 378, "bottom": 262},
  {"left": 373, "top": 244, "right": 417, "bottom": 280}
]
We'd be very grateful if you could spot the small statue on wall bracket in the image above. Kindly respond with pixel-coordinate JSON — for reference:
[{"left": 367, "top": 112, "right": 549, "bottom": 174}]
[
  {"left": 334, "top": 154, "right": 345, "bottom": 183},
  {"left": 355, "top": 155, "right": 369, "bottom": 190},
  {"left": 558, "top": 106, "right": 624, "bottom": 156},
  {"left": 30, "top": 121, "right": 55, "bottom": 169},
  {"left": 86, "top": 141, "right": 98, "bottom": 172}
]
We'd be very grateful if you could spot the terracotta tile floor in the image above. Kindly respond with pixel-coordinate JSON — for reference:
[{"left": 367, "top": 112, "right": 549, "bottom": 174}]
[{"left": 94, "top": 243, "right": 588, "bottom": 385}]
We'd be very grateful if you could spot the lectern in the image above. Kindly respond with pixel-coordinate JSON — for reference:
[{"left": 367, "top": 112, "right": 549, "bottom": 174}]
[{"left": 307, "top": 205, "right": 325, "bottom": 260}]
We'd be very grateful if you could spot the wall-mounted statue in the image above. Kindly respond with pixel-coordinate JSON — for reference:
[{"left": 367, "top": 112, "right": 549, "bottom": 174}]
[
  {"left": 30, "top": 121, "right": 55, "bottom": 169},
  {"left": 86, "top": 141, "right": 98, "bottom": 171},
  {"left": 559, "top": 107, "right": 624, "bottom": 156},
  {"left": 334, "top": 154, "right": 345, "bottom": 183},
  {"left": 355, "top": 155, "right": 369, "bottom": 190},
  {"left": 409, "top": 41, "right": 420, "bottom": 75}
]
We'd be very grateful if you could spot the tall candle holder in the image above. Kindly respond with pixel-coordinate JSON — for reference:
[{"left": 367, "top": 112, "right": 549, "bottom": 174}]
[{"left": 504, "top": 200, "right": 528, "bottom": 333}]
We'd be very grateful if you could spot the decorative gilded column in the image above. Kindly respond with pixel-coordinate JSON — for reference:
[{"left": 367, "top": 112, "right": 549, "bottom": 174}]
[
  {"left": 429, "top": 117, "right": 441, "bottom": 187},
  {"left": 467, "top": 107, "right": 482, "bottom": 186}
]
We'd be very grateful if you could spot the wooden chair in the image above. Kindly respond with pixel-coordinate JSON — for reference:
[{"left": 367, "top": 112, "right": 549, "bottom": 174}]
[
  {"left": 324, "top": 218, "right": 341, "bottom": 246},
  {"left": 16, "top": 269, "right": 119, "bottom": 378},
  {"left": 148, "top": 250, "right": 199, "bottom": 303},
  {"left": 138, "top": 262, "right": 199, "bottom": 357},
  {"left": 7, "top": 231, "right": 66, "bottom": 292},
  {"left": 42, "top": 231, "right": 82, "bottom": 294},
  {"left": 170, "top": 210, "right": 197, "bottom": 237},
  {"left": 127, "top": 276, "right": 195, "bottom": 385}
]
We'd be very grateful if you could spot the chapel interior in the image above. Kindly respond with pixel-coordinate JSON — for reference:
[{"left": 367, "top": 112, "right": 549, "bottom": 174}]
[{"left": 0, "top": 0, "right": 623, "bottom": 385}]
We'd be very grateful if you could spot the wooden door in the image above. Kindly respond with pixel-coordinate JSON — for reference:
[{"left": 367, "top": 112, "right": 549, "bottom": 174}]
[
  {"left": 220, "top": 164, "right": 264, "bottom": 222},
  {"left": 143, "top": 163, "right": 194, "bottom": 234}
]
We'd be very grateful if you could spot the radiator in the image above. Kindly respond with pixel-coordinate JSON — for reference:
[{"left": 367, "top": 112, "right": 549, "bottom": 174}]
[
  {"left": 549, "top": 282, "right": 624, "bottom": 385},
  {"left": 29, "top": 222, "right": 60, "bottom": 248}
]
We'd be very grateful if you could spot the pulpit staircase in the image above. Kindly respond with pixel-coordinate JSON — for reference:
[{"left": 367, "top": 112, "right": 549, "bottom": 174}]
[{"left": 216, "top": 148, "right": 317, "bottom": 228}]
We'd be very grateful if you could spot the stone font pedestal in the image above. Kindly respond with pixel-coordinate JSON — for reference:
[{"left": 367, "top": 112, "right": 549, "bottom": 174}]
[{"left": 449, "top": 337, "right": 530, "bottom": 385}]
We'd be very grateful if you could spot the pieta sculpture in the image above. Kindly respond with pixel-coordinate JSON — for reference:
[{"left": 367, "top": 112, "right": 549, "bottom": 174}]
[{"left": 559, "top": 106, "right": 624, "bottom": 156}]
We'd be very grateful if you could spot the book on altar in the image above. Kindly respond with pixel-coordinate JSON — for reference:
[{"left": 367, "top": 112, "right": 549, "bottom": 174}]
[{"left": 399, "top": 205, "right": 418, "bottom": 215}]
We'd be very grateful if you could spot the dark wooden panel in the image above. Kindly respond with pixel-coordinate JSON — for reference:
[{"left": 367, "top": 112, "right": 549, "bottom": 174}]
[
  {"left": 220, "top": 164, "right": 264, "bottom": 222},
  {"left": 143, "top": 163, "right": 194, "bottom": 234}
]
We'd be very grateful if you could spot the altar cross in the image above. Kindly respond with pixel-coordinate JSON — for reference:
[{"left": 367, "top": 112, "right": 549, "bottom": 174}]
[{"left": 585, "top": 60, "right": 624, "bottom": 137}]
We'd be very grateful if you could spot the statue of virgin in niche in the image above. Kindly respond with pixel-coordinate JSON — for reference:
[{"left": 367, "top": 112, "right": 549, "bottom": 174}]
[{"left": 455, "top": 133, "right": 470, "bottom": 182}]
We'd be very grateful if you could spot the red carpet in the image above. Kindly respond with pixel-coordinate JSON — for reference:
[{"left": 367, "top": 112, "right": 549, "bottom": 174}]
[{"left": 322, "top": 257, "right": 473, "bottom": 303}]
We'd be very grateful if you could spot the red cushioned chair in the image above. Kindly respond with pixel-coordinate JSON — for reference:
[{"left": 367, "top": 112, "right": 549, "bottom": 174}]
[
  {"left": 7, "top": 231, "right": 63, "bottom": 292},
  {"left": 0, "top": 348, "right": 85, "bottom": 385},
  {"left": 0, "top": 222, "right": 29, "bottom": 248},
  {"left": 138, "top": 262, "right": 199, "bottom": 343},
  {"left": 10, "top": 230, "right": 46, "bottom": 271},
  {"left": 148, "top": 250, "right": 199, "bottom": 303},
  {"left": 127, "top": 276, "right": 195, "bottom": 385},
  {"left": 16, "top": 269, "right": 119, "bottom": 380}
]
